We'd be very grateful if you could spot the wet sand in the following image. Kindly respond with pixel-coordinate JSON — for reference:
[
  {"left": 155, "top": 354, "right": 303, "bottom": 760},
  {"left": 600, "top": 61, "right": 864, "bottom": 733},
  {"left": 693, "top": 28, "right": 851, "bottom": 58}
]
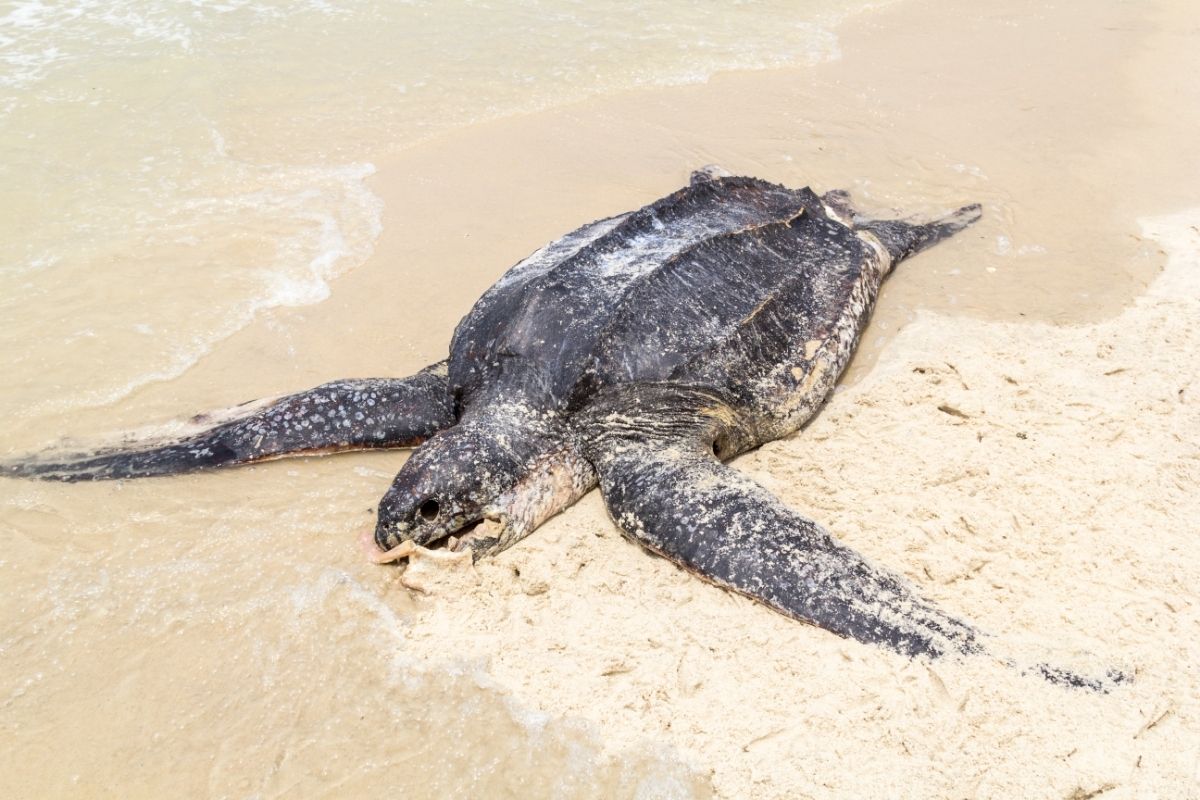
[{"left": 2, "top": 0, "right": 1199, "bottom": 797}]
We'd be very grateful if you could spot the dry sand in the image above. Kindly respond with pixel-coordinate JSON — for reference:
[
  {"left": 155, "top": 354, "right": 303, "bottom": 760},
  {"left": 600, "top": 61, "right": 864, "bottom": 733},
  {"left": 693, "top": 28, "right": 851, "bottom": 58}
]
[{"left": 397, "top": 209, "right": 1200, "bottom": 798}]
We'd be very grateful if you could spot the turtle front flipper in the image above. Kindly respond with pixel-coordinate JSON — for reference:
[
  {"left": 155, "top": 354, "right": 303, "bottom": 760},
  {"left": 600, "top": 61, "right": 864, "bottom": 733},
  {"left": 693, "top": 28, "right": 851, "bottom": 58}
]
[
  {"left": 585, "top": 408, "right": 983, "bottom": 661},
  {"left": 581, "top": 385, "right": 1124, "bottom": 690},
  {"left": 4, "top": 362, "right": 455, "bottom": 481}
]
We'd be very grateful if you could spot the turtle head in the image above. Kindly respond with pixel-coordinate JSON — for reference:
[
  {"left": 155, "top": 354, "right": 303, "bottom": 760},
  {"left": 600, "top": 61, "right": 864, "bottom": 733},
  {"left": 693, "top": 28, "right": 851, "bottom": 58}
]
[{"left": 372, "top": 419, "right": 526, "bottom": 559}]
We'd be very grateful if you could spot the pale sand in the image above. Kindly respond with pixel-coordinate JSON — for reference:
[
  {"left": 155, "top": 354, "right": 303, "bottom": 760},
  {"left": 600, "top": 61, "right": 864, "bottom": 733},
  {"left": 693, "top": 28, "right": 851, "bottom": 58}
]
[{"left": 397, "top": 210, "right": 1200, "bottom": 798}]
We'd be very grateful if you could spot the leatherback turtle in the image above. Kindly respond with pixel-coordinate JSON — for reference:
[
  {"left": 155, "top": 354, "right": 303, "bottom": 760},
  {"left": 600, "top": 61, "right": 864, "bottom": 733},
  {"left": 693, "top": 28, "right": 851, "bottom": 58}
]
[{"left": 6, "top": 168, "right": 1121, "bottom": 689}]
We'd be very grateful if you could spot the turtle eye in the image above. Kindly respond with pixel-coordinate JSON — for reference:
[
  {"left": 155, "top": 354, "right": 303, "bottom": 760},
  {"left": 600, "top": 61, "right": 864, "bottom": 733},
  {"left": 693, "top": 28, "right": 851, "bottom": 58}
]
[{"left": 418, "top": 498, "right": 441, "bottom": 522}]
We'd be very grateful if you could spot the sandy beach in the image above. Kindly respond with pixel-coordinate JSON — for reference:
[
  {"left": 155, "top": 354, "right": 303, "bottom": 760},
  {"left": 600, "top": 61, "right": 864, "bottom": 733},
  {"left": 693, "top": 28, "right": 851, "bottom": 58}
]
[{"left": 2, "top": 0, "right": 1199, "bottom": 797}]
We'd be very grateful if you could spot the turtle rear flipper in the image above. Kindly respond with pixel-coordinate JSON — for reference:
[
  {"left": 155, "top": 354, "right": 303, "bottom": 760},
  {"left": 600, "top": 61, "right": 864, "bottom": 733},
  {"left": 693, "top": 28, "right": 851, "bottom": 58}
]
[
  {"left": 857, "top": 203, "right": 983, "bottom": 263},
  {"left": 4, "top": 362, "right": 455, "bottom": 481},
  {"left": 582, "top": 387, "right": 1124, "bottom": 690},
  {"left": 818, "top": 189, "right": 982, "bottom": 264}
]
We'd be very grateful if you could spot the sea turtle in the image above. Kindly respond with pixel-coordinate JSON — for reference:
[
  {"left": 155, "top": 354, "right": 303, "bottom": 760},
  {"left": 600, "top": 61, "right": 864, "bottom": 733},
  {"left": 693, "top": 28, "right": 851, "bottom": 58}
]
[{"left": 6, "top": 168, "right": 1120, "bottom": 688}]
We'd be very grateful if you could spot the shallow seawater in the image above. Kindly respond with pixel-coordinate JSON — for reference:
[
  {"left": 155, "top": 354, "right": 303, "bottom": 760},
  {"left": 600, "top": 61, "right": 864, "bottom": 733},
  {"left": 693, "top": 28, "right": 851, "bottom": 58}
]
[{"left": 2, "top": 0, "right": 1198, "bottom": 796}]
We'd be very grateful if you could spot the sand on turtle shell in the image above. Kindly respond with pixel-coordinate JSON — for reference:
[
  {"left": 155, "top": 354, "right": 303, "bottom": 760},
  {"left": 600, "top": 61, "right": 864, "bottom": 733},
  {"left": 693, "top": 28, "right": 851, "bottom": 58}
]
[{"left": 396, "top": 209, "right": 1200, "bottom": 798}]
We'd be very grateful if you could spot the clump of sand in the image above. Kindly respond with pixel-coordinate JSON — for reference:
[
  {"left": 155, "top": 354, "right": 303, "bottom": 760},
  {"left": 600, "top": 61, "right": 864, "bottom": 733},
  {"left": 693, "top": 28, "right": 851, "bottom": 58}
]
[{"left": 398, "top": 210, "right": 1200, "bottom": 798}]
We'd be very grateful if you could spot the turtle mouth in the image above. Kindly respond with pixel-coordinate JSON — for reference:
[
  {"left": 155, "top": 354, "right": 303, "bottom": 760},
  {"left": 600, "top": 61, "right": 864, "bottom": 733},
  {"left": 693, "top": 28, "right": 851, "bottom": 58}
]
[
  {"left": 367, "top": 514, "right": 505, "bottom": 564},
  {"left": 439, "top": 517, "right": 489, "bottom": 552}
]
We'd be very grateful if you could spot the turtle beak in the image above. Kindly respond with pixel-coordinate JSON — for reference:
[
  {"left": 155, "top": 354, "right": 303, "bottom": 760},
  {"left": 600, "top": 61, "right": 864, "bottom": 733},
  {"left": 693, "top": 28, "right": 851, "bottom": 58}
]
[
  {"left": 363, "top": 531, "right": 415, "bottom": 564},
  {"left": 370, "top": 516, "right": 412, "bottom": 560}
]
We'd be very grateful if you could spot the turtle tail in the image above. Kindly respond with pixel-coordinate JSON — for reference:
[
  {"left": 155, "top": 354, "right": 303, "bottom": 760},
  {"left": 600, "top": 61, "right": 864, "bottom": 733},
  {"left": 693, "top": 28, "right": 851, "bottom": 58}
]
[{"left": 856, "top": 202, "right": 983, "bottom": 264}]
